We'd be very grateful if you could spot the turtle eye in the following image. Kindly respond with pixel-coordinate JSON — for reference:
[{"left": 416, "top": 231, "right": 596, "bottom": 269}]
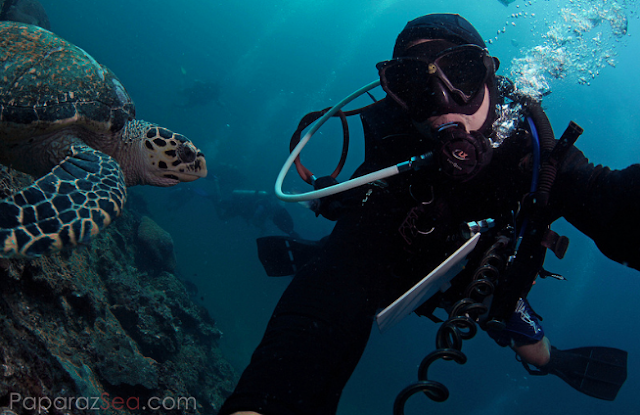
[{"left": 178, "top": 143, "right": 196, "bottom": 163}]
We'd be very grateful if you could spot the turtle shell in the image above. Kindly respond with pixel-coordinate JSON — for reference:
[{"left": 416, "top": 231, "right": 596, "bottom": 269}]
[{"left": 0, "top": 22, "right": 135, "bottom": 143}]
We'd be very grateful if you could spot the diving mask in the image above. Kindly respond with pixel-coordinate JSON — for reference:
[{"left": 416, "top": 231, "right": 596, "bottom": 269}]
[{"left": 377, "top": 44, "right": 498, "bottom": 121}]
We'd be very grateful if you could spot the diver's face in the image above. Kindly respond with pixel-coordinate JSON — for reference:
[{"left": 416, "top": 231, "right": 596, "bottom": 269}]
[{"left": 418, "top": 84, "right": 491, "bottom": 133}]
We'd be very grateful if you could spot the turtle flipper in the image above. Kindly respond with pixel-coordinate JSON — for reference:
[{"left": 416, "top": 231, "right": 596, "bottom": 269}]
[{"left": 0, "top": 145, "right": 127, "bottom": 258}]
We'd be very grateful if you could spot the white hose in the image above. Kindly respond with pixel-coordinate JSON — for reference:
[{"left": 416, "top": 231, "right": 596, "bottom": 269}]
[{"left": 275, "top": 80, "right": 409, "bottom": 202}]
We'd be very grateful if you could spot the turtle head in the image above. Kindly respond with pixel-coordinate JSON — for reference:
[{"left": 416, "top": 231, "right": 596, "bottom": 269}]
[{"left": 126, "top": 122, "right": 207, "bottom": 187}]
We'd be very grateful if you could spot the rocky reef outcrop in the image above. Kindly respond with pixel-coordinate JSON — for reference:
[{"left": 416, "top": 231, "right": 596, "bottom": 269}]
[
  {"left": 0, "top": 167, "right": 237, "bottom": 414},
  {"left": 136, "top": 215, "right": 178, "bottom": 274}
]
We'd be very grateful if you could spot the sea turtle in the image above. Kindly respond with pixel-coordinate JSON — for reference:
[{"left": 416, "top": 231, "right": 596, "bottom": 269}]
[{"left": 0, "top": 22, "right": 208, "bottom": 258}]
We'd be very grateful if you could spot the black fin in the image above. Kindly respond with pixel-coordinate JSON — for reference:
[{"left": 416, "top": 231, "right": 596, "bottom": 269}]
[
  {"left": 546, "top": 346, "right": 627, "bottom": 401},
  {"left": 256, "top": 236, "right": 325, "bottom": 277}
]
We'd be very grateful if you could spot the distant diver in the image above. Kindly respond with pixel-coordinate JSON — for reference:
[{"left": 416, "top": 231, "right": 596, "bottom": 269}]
[
  {"left": 0, "top": 0, "right": 50, "bottom": 29},
  {"left": 176, "top": 79, "right": 225, "bottom": 109},
  {"left": 217, "top": 190, "right": 297, "bottom": 236},
  {"left": 167, "top": 185, "right": 297, "bottom": 237}
]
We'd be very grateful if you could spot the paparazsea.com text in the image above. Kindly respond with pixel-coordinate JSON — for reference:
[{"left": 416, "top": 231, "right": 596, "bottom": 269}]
[{"left": 9, "top": 392, "right": 197, "bottom": 413}]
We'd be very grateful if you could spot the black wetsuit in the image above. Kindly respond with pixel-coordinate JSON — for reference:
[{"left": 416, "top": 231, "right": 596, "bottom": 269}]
[{"left": 219, "top": 98, "right": 640, "bottom": 415}]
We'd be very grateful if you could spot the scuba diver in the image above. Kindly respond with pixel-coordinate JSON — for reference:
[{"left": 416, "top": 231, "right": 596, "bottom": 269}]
[
  {"left": 0, "top": 0, "right": 50, "bottom": 29},
  {"left": 168, "top": 182, "right": 297, "bottom": 237},
  {"left": 220, "top": 14, "right": 639, "bottom": 415},
  {"left": 216, "top": 189, "right": 297, "bottom": 237}
]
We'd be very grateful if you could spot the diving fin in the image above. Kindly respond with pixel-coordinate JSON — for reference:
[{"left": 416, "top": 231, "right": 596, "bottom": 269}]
[
  {"left": 256, "top": 236, "right": 326, "bottom": 277},
  {"left": 540, "top": 346, "right": 627, "bottom": 401}
]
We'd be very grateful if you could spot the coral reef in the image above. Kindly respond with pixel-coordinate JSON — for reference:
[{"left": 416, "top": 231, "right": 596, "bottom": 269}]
[{"left": 0, "top": 166, "right": 236, "bottom": 414}]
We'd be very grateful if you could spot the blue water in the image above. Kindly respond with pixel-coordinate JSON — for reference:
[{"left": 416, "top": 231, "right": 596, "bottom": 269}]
[{"left": 41, "top": 0, "right": 640, "bottom": 414}]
